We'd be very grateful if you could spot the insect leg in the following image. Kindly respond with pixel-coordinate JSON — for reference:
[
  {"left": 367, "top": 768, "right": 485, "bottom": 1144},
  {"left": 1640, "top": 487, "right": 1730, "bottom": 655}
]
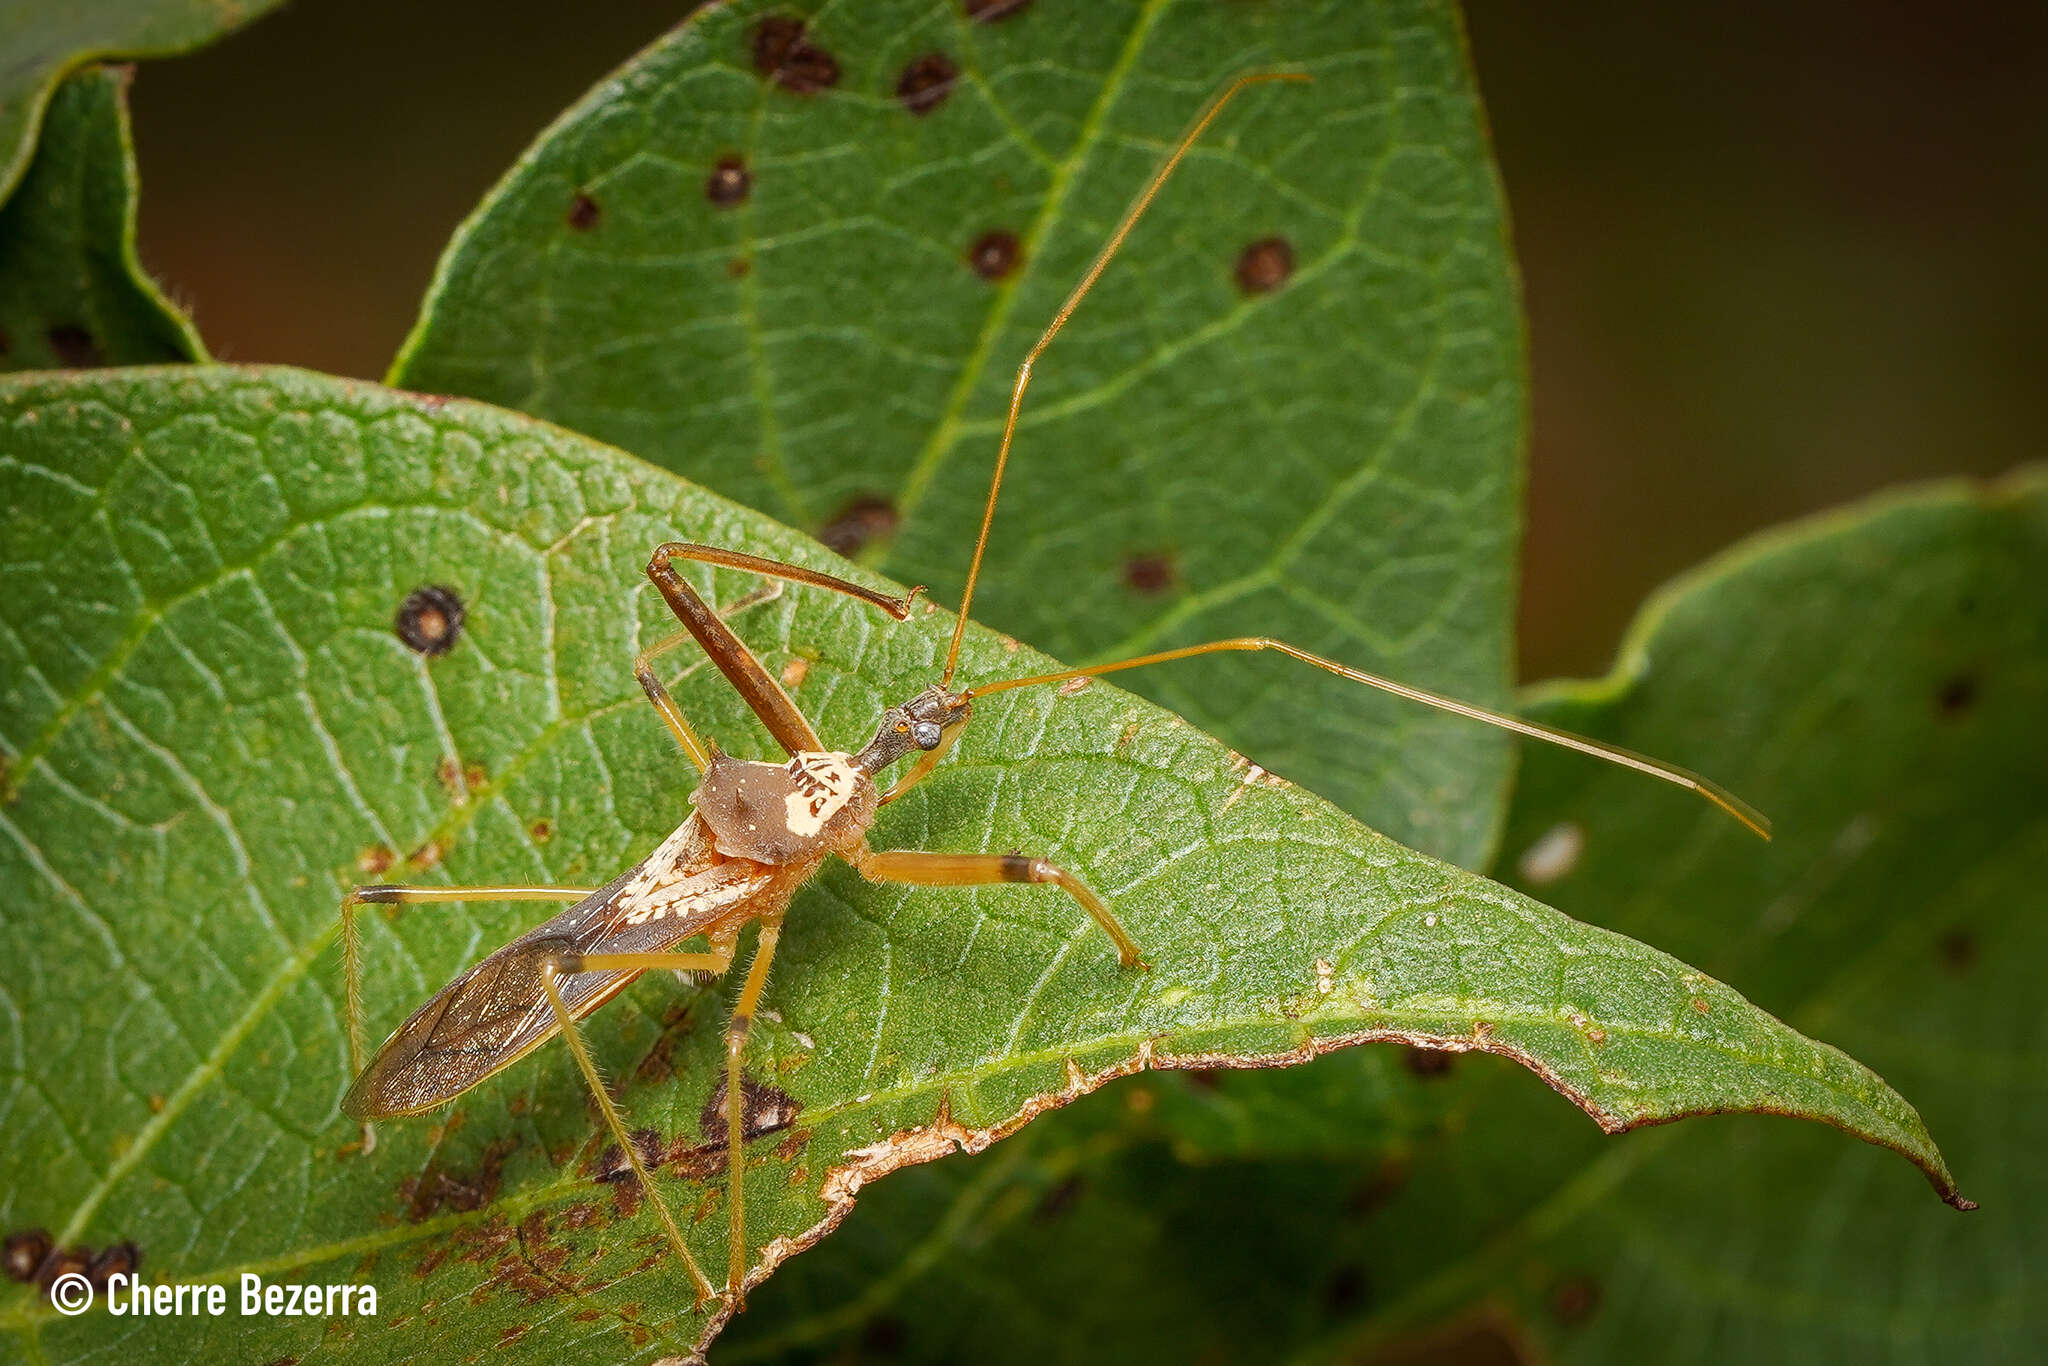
[
  {"left": 635, "top": 582, "right": 785, "bottom": 769},
  {"left": 849, "top": 846, "right": 1146, "bottom": 969},
  {"left": 339, "top": 883, "right": 591, "bottom": 1148},
  {"left": 646, "top": 542, "right": 923, "bottom": 758},
  {"left": 541, "top": 936, "right": 739, "bottom": 1310},
  {"left": 714, "top": 914, "right": 785, "bottom": 1308}
]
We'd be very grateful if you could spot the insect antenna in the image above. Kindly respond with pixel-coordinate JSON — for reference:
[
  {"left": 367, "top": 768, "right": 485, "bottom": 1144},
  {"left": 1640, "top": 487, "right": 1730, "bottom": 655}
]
[
  {"left": 940, "top": 70, "right": 1311, "bottom": 688},
  {"left": 966, "top": 639, "right": 1772, "bottom": 840}
]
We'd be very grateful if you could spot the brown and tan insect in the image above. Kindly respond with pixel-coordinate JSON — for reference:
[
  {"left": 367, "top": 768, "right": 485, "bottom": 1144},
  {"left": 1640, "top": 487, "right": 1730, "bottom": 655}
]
[{"left": 338, "top": 73, "right": 1769, "bottom": 1312}]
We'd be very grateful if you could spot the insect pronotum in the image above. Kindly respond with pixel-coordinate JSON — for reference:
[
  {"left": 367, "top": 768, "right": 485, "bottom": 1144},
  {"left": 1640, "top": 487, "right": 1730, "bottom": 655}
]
[{"left": 338, "top": 72, "right": 1769, "bottom": 1313}]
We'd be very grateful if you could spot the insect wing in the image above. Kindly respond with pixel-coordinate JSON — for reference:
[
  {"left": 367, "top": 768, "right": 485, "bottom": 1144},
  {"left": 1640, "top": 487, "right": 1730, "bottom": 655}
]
[{"left": 343, "top": 832, "right": 772, "bottom": 1117}]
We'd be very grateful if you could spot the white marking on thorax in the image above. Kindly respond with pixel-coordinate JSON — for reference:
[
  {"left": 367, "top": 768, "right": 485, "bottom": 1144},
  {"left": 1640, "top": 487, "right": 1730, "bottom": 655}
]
[{"left": 784, "top": 752, "right": 860, "bottom": 837}]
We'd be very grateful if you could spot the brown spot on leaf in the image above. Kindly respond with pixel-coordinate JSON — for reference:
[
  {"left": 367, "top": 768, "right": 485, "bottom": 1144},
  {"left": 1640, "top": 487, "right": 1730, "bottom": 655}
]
[
  {"left": 706, "top": 155, "right": 751, "bottom": 207},
  {"left": 407, "top": 839, "right": 444, "bottom": 870},
  {"left": 862, "top": 1314, "right": 908, "bottom": 1355},
  {"left": 3, "top": 1229, "right": 51, "bottom": 1282},
  {"left": 1032, "top": 1174, "right": 1084, "bottom": 1222},
  {"left": 967, "top": 229, "right": 1022, "bottom": 280},
  {"left": 780, "top": 656, "right": 810, "bottom": 689},
  {"left": 699, "top": 1075, "right": 803, "bottom": 1144},
  {"left": 1235, "top": 236, "right": 1295, "bottom": 294},
  {"left": 1123, "top": 550, "right": 1177, "bottom": 594},
  {"left": 727, "top": 256, "right": 751, "bottom": 278},
  {"left": 395, "top": 585, "right": 465, "bottom": 656},
  {"left": 463, "top": 760, "right": 486, "bottom": 790},
  {"left": 146, "top": 1093, "right": 165, "bottom": 1114},
  {"left": 1323, "top": 1262, "right": 1369, "bottom": 1316},
  {"left": 1346, "top": 1156, "right": 1410, "bottom": 1218},
  {"left": 1690, "top": 997, "right": 1711, "bottom": 1015},
  {"left": 1183, "top": 1068, "right": 1221, "bottom": 1091},
  {"left": 1937, "top": 928, "right": 1976, "bottom": 975},
  {"left": 401, "top": 1138, "right": 517, "bottom": 1220},
  {"left": 752, "top": 17, "right": 840, "bottom": 95},
  {"left": 964, "top": 0, "right": 1032, "bottom": 19},
  {"left": 1935, "top": 672, "right": 1977, "bottom": 718},
  {"left": 35, "top": 1244, "right": 89, "bottom": 1295},
  {"left": 47, "top": 324, "right": 103, "bottom": 368},
  {"left": 356, "top": 844, "right": 394, "bottom": 876},
  {"left": 529, "top": 818, "right": 552, "bottom": 842},
  {"left": 1403, "top": 1046, "right": 1454, "bottom": 1079},
  {"left": 86, "top": 1241, "right": 140, "bottom": 1291},
  {"left": 896, "top": 53, "right": 958, "bottom": 115},
  {"left": 818, "top": 494, "right": 900, "bottom": 557},
  {"left": 566, "top": 193, "right": 601, "bottom": 231},
  {"left": 1552, "top": 1274, "right": 1601, "bottom": 1325}
]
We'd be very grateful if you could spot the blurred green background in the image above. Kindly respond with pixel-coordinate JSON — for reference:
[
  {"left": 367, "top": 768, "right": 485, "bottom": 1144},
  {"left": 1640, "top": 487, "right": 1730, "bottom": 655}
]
[{"left": 120, "top": 0, "right": 2045, "bottom": 681}]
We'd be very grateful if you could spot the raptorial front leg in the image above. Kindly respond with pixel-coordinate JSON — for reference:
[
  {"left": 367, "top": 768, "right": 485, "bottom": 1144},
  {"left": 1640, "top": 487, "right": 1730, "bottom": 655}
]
[
  {"left": 634, "top": 582, "right": 787, "bottom": 771},
  {"left": 541, "top": 933, "right": 740, "bottom": 1310},
  {"left": 339, "top": 883, "right": 593, "bottom": 1140},
  {"left": 849, "top": 846, "right": 1148, "bottom": 969},
  {"left": 645, "top": 542, "right": 922, "bottom": 759}
]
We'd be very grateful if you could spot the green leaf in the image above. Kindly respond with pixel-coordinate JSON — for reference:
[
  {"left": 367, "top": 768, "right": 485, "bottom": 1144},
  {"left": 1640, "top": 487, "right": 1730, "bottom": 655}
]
[
  {"left": 0, "top": 64, "right": 205, "bottom": 373},
  {"left": 726, "top": 471, "right": 2043, "bottom": 1364},
  {"left": 0, "top": 366, "right": 1952, "bottom": 1364},
  {"left": 390, "top": 0, "right": 1526, "bottom": 867},
  {"left": 0, "top": 0, "right": 284, "bottom": 206}
]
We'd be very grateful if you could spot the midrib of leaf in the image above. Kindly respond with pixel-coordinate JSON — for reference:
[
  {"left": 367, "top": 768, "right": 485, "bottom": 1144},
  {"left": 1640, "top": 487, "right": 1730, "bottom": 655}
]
[{"left": 886, "top": 0, "right": 1169, "bottom": 535}]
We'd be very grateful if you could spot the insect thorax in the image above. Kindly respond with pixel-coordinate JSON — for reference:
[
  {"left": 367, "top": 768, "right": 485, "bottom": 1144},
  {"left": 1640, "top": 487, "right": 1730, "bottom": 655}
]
[{"left": 691, "top": 750, "right": 878, "bottom": 864}]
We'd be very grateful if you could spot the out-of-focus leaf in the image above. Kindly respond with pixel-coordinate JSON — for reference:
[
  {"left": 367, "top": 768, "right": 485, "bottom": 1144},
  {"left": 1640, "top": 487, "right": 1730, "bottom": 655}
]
[
  {"left": 0, "top": 64, "right": 204, "bottom": 373},
  {"left": 391, "top": 0, "right": 1527, "bottom": 867},
  {"left": 726, "top": 472, "right": 2042, "bottom": 1365},
  {"left": 0, "top": 0, "right": 284, "bottom": 206},
  {"left": 0, "top": 367, "right": 1946, "bottom": 1363}
]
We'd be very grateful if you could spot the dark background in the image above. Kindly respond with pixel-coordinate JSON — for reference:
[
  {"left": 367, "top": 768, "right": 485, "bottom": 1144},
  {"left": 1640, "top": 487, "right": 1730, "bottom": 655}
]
[{"left": 123, "top": 0, "right": 2046, "bottom": 680}]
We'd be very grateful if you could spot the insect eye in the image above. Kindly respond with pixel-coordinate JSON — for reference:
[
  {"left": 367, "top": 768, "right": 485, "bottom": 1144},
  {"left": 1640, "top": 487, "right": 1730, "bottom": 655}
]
[{"left": 911, "top": 720, "right": 943, "bottom": 750}]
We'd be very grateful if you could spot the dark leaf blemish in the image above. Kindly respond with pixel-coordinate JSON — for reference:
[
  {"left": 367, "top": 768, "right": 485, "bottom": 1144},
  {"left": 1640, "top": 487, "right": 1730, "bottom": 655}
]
[
  {"left": 818, "top": 494, "right": 899, "bottom": 557},
  {"left": 566, "top": 193, "right": 601, "bottom": 231},
  {"left": 968, "top": 229, "right": 1022, "bottom": 281},
  {"left": 896, "top": 53, "right": 958, "bottom": 115},
  {"left": 1403, "top": 1045, "right": 1454, "bottom": 1079},
  {"left": 1234, "top": 236, "right": 1295, "bottom": 294},
  {"left": 1123, "top": 550, "right": 1177, "bottom": 594},
  {"left": 707, "top": 155, "right": 752, "bottom": 208},
  {"left": 963, "top": 0, "right": 1033, "bottom": 20},
  {"left": 752, "top": 17, "right": 841, "bottom": 95},
  {"left": 698, "top": 1074, "right": 802, "bottom": 1144},
  {"left": 395, "top": 585, "right": 466, "bottom": 657}
]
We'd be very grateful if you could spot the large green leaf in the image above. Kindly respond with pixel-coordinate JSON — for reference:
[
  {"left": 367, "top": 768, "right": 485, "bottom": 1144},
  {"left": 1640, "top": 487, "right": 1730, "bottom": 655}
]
[
  {"left": 391, "top": 0, "right": 1526, "bottom": 868},
  {"left": 724, "top": 471, "right": 2042, "bottom": 1364},
  {"left": 0, "top": 0, "right": 284, "bottom": 206},
  {"left": 0, "top": 367, "right": 1951, "bottom": 1362},
  {"left": 0, "top": 64, "right": 205, "bottom": 374}
]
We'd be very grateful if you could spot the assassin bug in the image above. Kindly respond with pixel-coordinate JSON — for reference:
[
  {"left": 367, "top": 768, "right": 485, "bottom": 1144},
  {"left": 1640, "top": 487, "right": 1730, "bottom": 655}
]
[{"left": 338, "top": 72, "right": 1769, "bottom": 1312}]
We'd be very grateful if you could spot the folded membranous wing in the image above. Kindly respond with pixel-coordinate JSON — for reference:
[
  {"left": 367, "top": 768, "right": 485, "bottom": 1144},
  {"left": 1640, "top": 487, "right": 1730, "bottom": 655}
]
[{"left": 342, "top": 816, "right": 780, "bottom": 1117}]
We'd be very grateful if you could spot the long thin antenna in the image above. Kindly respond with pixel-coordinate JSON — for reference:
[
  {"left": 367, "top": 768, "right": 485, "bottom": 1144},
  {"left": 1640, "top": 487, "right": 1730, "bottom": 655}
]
[
  {"left": 940, "top": 71, "right": 1312, "bottom": 686},
  {"left": 968, "top": 637, "right": 1773, "bottom": 841}
]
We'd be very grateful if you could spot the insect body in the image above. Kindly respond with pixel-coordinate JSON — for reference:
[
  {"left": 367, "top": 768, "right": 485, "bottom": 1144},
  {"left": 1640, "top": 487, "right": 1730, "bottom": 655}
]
[{"left": 339, "top": 73, "right": 1765, "bottom": 1316}]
